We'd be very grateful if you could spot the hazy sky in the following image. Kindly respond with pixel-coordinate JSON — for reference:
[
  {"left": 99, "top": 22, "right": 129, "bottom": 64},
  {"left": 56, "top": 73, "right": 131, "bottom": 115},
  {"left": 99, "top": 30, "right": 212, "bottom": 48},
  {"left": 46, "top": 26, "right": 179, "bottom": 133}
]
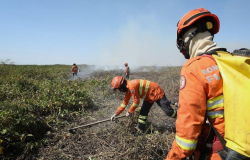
[{"left": 1, "top": 0, "right": 249, "bottom": 66}]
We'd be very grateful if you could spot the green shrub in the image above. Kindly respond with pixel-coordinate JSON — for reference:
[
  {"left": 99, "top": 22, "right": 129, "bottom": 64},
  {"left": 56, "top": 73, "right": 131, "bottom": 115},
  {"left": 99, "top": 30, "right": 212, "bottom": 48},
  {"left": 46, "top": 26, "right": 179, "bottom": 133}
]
[{"left": 0, "top": 64, "right": 91, "bottom": 156}]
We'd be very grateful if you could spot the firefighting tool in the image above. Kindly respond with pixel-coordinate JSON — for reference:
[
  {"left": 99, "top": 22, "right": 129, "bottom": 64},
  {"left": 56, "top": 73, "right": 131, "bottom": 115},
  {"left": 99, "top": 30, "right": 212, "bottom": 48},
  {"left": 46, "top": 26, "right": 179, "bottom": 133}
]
[
  {"left": 68, "top": 115, "right": 126, "bottom": 132},
  {"left": 212, "top": 49, "right": 250, "bottom": 158},
  {"left": 199, "top": 48, "right": 250, "bottom": 159}
]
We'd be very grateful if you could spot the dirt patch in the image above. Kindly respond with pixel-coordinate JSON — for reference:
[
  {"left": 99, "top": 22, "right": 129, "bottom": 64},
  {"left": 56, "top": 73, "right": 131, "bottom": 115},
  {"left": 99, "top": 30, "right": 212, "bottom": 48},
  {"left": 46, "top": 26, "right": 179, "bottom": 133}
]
[{"left": 18, "top": 67, "right": 180, "bottom": 160}]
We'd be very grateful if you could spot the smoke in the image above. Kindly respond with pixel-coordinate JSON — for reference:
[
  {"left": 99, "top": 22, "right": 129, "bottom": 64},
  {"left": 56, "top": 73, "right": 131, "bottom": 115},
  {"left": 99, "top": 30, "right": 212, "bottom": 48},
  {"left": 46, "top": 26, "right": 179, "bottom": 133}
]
[
  {"left": 92, "top": 14, "right": 185, "bottom": 67},
  {"left": 75, "top": 65, "right": 124, "bottom": 79},
  {"left": 74, "top": 64, "right": 170, "bottom": 80},
  {"left": 72, "top": 14, "right": 186, "bottom": 80}
]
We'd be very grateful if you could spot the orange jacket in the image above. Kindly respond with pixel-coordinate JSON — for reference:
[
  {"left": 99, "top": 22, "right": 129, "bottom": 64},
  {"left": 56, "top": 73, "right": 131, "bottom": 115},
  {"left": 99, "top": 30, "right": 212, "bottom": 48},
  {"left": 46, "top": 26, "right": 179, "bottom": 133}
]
[
  {"left": 166, "top": 56, "right": 225, "bottom": 160},
  {"left": 125, "top": 66, "right": 130, "bottom": 75},
  {"left": 71, "top": 65, "right": 78, "bottom": 73},
  {"left": 115, "top": 79, "right": 164, "bottom": 115}
]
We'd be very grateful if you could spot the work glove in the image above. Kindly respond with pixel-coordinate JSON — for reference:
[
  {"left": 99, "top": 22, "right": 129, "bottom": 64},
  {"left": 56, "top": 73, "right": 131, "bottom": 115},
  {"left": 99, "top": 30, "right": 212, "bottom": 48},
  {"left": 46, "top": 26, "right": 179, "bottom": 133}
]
[
  {"left": 111, "top": 114, "right": 118, "bottom": 121},
  {"left": 125, "top": 112, "right": 132, "bottom": 117}
]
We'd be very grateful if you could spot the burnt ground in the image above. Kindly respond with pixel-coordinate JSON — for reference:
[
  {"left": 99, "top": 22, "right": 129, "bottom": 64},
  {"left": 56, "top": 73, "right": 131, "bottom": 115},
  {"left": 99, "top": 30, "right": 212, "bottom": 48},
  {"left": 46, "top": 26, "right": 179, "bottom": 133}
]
[{"left": 24, "top": 67, "right": 181, "bottom": 160}]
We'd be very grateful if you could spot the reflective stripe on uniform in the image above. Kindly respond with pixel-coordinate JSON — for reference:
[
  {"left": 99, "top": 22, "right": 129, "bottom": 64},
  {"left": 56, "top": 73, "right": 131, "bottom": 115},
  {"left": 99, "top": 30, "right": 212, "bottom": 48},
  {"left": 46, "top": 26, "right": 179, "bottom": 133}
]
[
  {"left": 175, "top": 135, "right": 197, "bottom": 151},
  {"left": 138, "top": 119, "right": 146, "bottom": 124},
  {"left": 139, "top": 80, "right": 143, "bottom": 96},
  {"left": 206, "top": 110, "right": 224, "bottom": 119},
  {"left": 171, "top": 110, "right": 177, "bottom": 118},
  {"left": 133, "top": 103, "right": 139, "bottom": 107},
  {"left": 139, "top": 80, "right": 150, "bottom": 98},
  {"left": 120, "top": 104, "right": 127, "bottom": 108},
  {"left": 207, "top": 95, "right": 224, "bottom": 110},
  {"left": 143, "top": 81, "right": 150, "bottom": 99},
  {"left": 139, "top": 115, "right": 147, "bottom": 120}
]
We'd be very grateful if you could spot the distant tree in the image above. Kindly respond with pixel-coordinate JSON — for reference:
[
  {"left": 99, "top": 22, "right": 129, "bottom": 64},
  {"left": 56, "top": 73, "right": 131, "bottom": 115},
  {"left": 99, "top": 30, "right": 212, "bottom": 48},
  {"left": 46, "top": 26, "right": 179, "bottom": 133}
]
[{"left": 0, "top": 59, "right": 15, "bottom": 65}]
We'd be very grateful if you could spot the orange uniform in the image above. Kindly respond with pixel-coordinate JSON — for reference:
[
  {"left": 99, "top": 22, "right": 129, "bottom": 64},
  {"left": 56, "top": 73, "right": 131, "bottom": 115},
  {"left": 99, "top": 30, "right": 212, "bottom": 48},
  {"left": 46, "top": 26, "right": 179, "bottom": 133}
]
[
  {"left": 166, "top": 55, "right": 225, "bottom": 160},
  {"left": 125, "top": 66, "right": 130, "bottom": 79},
  {"left": 71, "top": 65, "right": 78, "bottom": 73},
  {"left": 115, "top": 79, "right": 164, "bottom": 115},
  {"left": 125, "top": 66, "right": 130, "bottom": 75}
]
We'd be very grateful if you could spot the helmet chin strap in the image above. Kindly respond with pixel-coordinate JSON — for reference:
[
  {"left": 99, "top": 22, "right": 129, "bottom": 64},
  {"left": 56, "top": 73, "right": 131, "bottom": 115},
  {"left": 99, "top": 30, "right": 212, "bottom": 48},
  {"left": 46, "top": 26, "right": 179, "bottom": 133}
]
[
  {"left": 120, "top": 80, "right": 128, "bottom": 92},
  {"left": 184, "top": 29, "right": 199, "bottom": 59}
]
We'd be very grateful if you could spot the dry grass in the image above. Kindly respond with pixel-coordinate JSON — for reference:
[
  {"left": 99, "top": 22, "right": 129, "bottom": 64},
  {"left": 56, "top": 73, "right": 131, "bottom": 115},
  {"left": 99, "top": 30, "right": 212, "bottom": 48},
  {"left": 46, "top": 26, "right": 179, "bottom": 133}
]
[{"left": 24, "top": 66, "right": 181, "bottom": 160}]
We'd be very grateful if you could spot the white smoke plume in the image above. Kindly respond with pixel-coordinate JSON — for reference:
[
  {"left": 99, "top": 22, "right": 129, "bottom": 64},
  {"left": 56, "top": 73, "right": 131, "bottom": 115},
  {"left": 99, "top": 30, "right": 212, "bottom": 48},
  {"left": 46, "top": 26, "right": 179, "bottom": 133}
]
[
  {"left": 74, "top": 65, "right": 124, "bottom": 79},
  {"left": 92, "top": 14, "right": 186, "bottom": 67}
]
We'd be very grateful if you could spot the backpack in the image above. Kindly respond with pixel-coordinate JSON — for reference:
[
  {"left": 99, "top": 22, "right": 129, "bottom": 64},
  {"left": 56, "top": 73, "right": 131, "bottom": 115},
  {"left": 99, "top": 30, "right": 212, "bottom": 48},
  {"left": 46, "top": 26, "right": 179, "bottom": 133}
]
[{"left": 199, "top": 48, "right": 250, "bottom": 160}]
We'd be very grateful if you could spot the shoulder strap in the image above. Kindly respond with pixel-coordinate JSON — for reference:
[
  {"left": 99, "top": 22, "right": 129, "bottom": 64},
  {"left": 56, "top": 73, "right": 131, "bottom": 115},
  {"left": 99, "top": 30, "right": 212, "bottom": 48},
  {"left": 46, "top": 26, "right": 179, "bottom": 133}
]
[
  {"left": 200, "top": 48, "right": 228, "bottom": 56},
  {"left": 198, "top": 123, "right": 215, "bottom": 160},
  {"left": 198, "top": 121, "right": 226, "bottom": 160},
  {"left": 210, "top": 123, "right": 226, "bottom": 149}
]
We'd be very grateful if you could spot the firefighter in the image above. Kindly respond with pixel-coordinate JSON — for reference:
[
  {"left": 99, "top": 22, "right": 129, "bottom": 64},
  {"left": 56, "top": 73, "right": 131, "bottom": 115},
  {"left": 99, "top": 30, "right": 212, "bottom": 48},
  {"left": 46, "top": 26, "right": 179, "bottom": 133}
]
[
  {"left": 166, "top": 8, "right": 231, "bottom": 160},
  {"left": 110, "top": 76, "right": 177, "bottom": 132},
  {"left": 71, "top": 63, "right": 79, "bottom": 79},
  {"left": 124, "top": 63, "right": 130, "bottom": 79}
]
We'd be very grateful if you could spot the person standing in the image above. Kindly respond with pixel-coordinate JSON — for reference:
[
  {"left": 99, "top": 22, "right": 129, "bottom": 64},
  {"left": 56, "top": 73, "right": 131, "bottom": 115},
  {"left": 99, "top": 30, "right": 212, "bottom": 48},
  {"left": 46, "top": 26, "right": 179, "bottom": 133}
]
[
  {"left": 166, "top": 8, "right": 250, "bottom": 160},
  {"left": 71, "top": 63, "right": 78, "bottom": 79},
  {"left": 124, "top": 63, "right": 130, "bottom": 79}
]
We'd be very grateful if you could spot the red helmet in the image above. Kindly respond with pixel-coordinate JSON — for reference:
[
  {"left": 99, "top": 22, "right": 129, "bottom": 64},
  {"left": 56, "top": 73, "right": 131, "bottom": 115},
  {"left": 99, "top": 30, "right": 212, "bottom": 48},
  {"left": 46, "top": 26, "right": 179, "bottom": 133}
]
[
  {"left": 111, "top": 76, "right": 125, "bottom": 91},
  {"left": 176, "top": 8, "right": 220, "bottom": 59},
  {"left": 124, "top": 63, "right": 128, "bottom": 66}
]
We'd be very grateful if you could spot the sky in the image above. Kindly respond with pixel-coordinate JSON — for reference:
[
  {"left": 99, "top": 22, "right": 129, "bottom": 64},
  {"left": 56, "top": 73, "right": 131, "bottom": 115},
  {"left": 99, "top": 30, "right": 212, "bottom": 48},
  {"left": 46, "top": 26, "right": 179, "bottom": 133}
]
[{"left": 1, "top": 0, "right": 250, "bottom": 66}]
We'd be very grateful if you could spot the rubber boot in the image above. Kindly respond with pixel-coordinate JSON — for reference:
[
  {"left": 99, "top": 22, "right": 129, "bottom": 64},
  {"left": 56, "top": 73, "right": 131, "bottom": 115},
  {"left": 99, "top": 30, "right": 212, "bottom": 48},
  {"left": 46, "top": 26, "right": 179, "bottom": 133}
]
[{"left": 136, "top": 123, "right": 146, "bottom": 132}]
